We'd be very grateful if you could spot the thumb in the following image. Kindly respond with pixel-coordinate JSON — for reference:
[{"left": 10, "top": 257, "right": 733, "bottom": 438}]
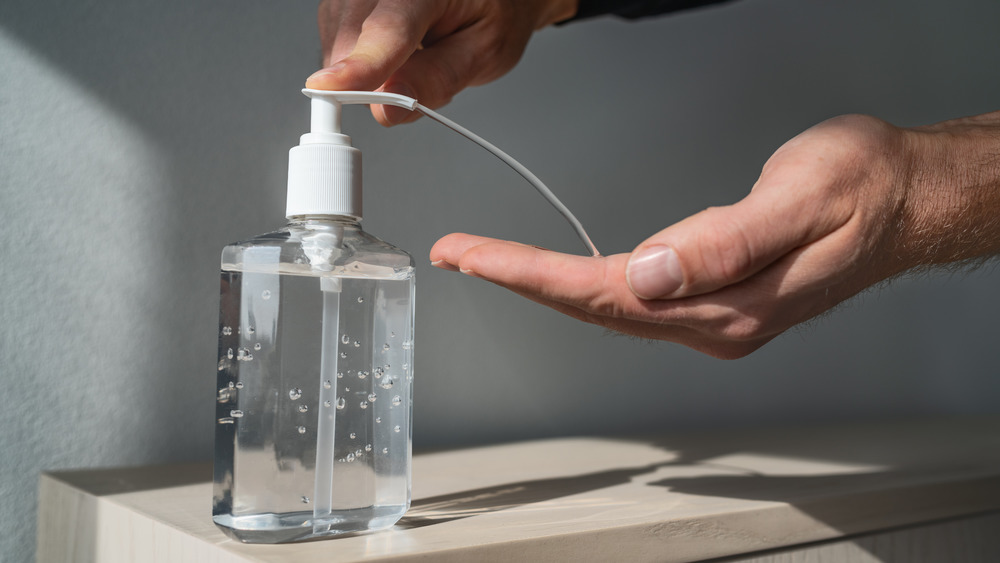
[{"left": 625, "top": 189, "right": 828, "bottom": 300}]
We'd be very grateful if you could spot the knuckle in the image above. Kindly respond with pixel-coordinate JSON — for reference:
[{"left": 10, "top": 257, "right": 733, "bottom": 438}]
[
  {"left": 361, "top": 10, "right": 423, "bottom": 47},
  {"left": 717, "top": 316, "right": 767, "bottom": 342},
  {"left": 693, "top": 207, "right": 757, "bottom": 283},
  {"left": 705, "top": 305, "right": 773, "bottom": 344},
  {"left": 420, "top": 58, "right": 463, "bottom": 102}
]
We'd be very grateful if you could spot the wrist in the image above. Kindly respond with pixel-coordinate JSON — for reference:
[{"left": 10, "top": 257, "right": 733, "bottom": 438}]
[{"left": 899, "top": 111, "right": 1000, "bottom": 268}]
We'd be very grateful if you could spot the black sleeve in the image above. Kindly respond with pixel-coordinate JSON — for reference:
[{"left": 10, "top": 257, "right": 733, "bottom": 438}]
[{"left": 568, "top": 0, "right": 736, "bottom": 22}]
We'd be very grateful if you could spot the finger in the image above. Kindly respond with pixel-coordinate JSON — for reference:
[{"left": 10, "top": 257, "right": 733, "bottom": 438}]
[
  {"left": 306, "top": 1, "right": 439, "bottom": 92},
  {"left": 374, "top": 21, "right": 528, "bottom": 125},
  {"left": 625, "top": 183, "right": 850, "bottom": 300},
  {"left": 430, "top": 233, "right": 538, "bottom": 269},
  {"left": 431, "top": 234, "right": 705, "bottom": 327}
]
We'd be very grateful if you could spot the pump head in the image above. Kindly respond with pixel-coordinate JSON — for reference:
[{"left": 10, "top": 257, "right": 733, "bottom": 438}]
[{"left": 286, "top": 90, "right": 419, "bottom": 220}]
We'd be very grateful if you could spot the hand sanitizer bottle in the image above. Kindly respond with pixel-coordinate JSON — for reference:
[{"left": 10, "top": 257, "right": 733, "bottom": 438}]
[{"left": 213, "top": 90, "right": 415, "bottom": 543}]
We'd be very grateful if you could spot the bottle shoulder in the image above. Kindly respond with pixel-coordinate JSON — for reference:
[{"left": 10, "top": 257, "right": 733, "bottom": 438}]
[{"left": 222, "top": 223, "right": 414, "bottom": 279}]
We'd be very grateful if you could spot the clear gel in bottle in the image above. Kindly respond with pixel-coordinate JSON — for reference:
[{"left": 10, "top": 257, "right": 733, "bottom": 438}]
[{"left": 213, "top": 90, "right": 415, "bottom": 543}]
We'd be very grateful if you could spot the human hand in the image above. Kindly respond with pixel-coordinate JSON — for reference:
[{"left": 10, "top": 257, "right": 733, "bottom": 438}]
[
  {"left": 430, "top": 113, "right": 1000, "bottom": 358},
  {"left": 305, "top": 0, "right": 578, "bottom": 126}
]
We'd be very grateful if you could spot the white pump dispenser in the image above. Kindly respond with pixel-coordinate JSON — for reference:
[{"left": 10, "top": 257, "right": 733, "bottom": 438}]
[
  {"left": 286, "top": 90, "right": 418, "bottom": 220},
  {"left": 286, "top": 89, "right": 601, "bottom": 256}
]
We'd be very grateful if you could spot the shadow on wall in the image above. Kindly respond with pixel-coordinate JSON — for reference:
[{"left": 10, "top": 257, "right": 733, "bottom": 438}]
[{"left": 1, "top": 2, "right": 319, "bottom": 562}]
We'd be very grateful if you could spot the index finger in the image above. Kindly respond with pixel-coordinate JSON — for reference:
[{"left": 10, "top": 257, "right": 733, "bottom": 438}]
[{"left": 430, "top": 233, "right": 703, "bottom": 326}]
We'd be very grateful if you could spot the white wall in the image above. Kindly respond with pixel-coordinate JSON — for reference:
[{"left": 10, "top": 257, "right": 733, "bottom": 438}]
[{"left": 3, "top": 0, "right": 999, "bottom": 560}]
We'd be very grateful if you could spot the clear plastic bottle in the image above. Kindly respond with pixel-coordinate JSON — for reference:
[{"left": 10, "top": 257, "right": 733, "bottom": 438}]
[
  {"left": 213, "top": 215, "right": 414, "bottom": 543},
  {"left": 213, "top": 89, "right": 415, "bottom": 543}
]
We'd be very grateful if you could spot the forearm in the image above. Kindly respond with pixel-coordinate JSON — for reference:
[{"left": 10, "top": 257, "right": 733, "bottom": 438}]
[{"left": 901, "top": 111, "right": 1000, "bottom": 268}]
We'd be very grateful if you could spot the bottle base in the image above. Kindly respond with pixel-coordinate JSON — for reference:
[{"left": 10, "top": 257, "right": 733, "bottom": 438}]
[{"left": 214, "top": 505, "right": 408, "bottom": 543}]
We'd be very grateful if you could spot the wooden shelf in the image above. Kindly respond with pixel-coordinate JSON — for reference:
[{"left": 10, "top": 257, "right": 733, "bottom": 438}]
[{"left": 38, "top": 417, "right": 1000, "bottom": 562}]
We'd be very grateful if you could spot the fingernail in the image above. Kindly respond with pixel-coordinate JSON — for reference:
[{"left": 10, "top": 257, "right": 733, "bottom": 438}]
[
  {"left": 306, "top": 62, "right": 347, "bottom": 86},
  {"left": 379, "top": 83, "right": 414, "bottom": 125},
  {"left": 431, "top": 260, "right": 459, "bottom": 272},
  {"left": 626, "top": 246, "right": 683, "bottom": 299}
]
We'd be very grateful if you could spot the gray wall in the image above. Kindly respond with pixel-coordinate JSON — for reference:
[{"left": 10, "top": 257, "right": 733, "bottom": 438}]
[{"left": 3, "top": 0, "right": 999, "bottom": 560}]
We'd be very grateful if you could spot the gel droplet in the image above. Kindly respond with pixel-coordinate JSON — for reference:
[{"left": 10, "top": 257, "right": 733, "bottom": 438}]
[
  {"left": 336, "top": 371, "right": 344, "bottom": 379},
  {"left": 235, "top": 381, "right": 244, "bottom": 389},
  {"left": 253, "top": 343, "right": 261, "bottom": 351},
  {"left": 355, "top": 449, "right": 363, "bottom": 458},
  {"left": 373, "top": 367, "right": 383, "bottom": 379},
  {"left": 228, "top": 381, "right": 235, "bottom": 389},
  {"left": 245, "top": 353, "right": 253, "bottom": 361},
  {"left": 289, "top": 388, "right": 302, "bottom": 400},
  {"left": 383, "top": 343, "right": 390, "bottom": 351},
  {"left": 392, "top": 395, "right": 402, "bottom": 406},
  {"left": 382, "top": 447, "right": 389, "bottom": 454},
  {"left": 375, "top": 417, "right": 382, "bottom": 424},
  {"left": 222, "top": 326, "right": 232, "bottom": 336},
  {"left": 297, "top": 426, "right": 307, "bottom": 434},
  {"left": 261, "top": 290, "right": 271, "bottom": 300},
  {"left": 356, "top": 296, "right": 364, "bottom": 303},
  {"left": 359, "top": 401, "right": 369, "bottom": 409},
  {"left": 323, "top": 400, "right": 331, "bottom": 408},
  {"left": 247, "top": 326, "right": 255, "bottom": 335},
  {"left": 301, "top": 496, "right": 310, "bottom": 504},
  {"left": 365, "top": 444, "right": 372, "bottom": 452},
  {"left": 341, "top": 334, "right": 350, "bottom": 345},
  {"left": 340, "top": 352, "right": 347, "bottom": 359},
  {"left": 219, "top": 417, "right": 235, "bottom": 424},
  {"left": 323, "top": 380, "right": 332, "bottom": 389},
  {"left": 393, "top": 425, "right": 401, "bottom": 433},
  {"left": 227, "top": 348, "right": 234, "bottom": 359},
  {"left": 380, "top": 378, "right": 394, "bottom": 390},
  {"left": 336, "top": 397, "right": 346, "bottom": 409},
  {"left": 367, "top": 393, "right": 377, "bottom": 402},
  {"left": 390, "top": 331, "right": 396, "bottom": 338},
  {"left": 297, "top": 405, "right": 309, "bottom": 413},
  {"left": 346, "top": 453, "right": 356, "bottom": 462},
  {"left": 349, "top": 432, "right": 356, "bottom": 439},
  {"left": 230, "top": 410, "right": 244, "bottom": 418},
  {"left": 217, "top": 359, "right": 226, "bottom": 371},
  {"left": 353, "top": 340, "right": 360, "bottom": 348},
  {"left": 358, "top": 370, "right": 368, "bottom": 380}
]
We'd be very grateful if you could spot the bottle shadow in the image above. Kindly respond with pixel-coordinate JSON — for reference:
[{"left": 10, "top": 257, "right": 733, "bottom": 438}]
[
  {"left": 398, "top": 461, "right": 667, "bottom": 528},
  {"left": 399, "top": 420, "right": 1000, "bottom": 533}
]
